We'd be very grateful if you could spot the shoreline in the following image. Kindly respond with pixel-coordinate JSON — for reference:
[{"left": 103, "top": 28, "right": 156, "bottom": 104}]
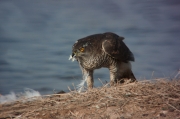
[{"left": 0, "top": 79, "right": 180, "bottom": 119}]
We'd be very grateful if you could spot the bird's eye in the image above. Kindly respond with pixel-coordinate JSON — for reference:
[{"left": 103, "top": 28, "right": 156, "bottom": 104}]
[{"left": 80, "top": 47, "right": 84, "bottom": 52}]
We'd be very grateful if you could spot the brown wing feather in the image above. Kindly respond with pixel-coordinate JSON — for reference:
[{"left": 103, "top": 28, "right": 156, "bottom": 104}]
[{"left": 102, "top": 33, "right": 134, "bottom": 62}]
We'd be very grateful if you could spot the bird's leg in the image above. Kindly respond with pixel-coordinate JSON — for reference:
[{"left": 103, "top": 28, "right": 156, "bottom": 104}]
[
  {"left": 109, "top": 71, "right": 116, "bottom": 86},
  {"left": 84, "top": 69, "right": 94, "bottom": 89},
  {"left": 109, "top": 65, "right": 118, "bottom": 86}
]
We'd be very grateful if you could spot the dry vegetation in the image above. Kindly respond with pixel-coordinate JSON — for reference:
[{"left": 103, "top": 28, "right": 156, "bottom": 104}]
[{"left": 0, "top": 79, "right": 180, "bottom": 119}]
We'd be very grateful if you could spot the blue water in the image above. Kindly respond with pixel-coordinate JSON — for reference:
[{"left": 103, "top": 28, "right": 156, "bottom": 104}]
[{"left": 0, "top": 0, "right": 180, "bottom": 95}]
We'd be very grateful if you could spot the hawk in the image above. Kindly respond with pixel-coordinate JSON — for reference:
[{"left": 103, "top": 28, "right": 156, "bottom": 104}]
[{"left": 69, "top": 32, "right": 136, "bottom": 89}]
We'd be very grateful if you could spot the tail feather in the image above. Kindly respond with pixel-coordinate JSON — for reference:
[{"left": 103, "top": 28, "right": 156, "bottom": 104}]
[
  {"left": 129, "top": 72, "right": 136, "bottom": 82},
  {"left": 117, "top": 70, "right": 136, "bottom": 84}
]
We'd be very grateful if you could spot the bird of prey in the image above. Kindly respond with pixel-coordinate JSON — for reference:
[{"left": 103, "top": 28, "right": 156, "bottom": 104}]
[{"left": 69, "top": 32, "right": 136, "bottom": 90}]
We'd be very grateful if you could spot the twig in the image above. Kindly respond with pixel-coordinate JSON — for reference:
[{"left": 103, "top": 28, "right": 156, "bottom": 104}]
[
  {"left": 166, "top": 102, "right": 180, "bottom": 112},
  {"left": 72, "top": 83, "right": 77, "bottom": 92},
  {"left": 68, "top": 86, "right": 72, "bottom": 92},
  {"left": 119, "top": 99, "right": 129, "bottom": 111},
  {"left": 174, "top": 70, "right": 180, "bottom": 79},
  {"left": 53, "top": 89, "right": 56, "bottom": 94},
  {"left": 14, "top": 115, "right": 21, "bottom": 119},
  {"left": 70, "top": 111, "right": 78, "bottom": 117},
  {"left": 98, "top": 78, "right": 104, "bottom": 86},
  {"left": 98, "top": 83, "right": 109, "bottom": 92},
  {"left": 151, "top": 71, "right": 154, "bottom": 79}
]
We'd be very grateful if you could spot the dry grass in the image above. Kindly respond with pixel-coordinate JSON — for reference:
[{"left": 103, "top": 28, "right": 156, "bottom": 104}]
[{"left": 0, "top": 78, "right": 180, "bottom": 119}]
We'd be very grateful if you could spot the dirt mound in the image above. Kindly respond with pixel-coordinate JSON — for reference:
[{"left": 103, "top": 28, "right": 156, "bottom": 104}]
[{"left": 0, "top": 79, "right": 180, "bottom": 119}]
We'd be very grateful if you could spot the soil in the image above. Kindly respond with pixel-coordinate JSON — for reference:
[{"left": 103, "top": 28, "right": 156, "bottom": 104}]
[{"left": 0, "top": 79, "right": 180, "bottom": 119}]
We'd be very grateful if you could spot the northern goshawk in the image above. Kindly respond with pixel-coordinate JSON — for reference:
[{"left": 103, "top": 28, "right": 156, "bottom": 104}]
[{"left": 69, "top": 32, "right": 136, "bottom": 89}]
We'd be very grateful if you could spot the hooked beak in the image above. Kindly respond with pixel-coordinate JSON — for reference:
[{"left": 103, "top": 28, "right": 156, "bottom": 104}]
[
  {"left": 69, "top": 52, "right": 76, "bottom": 62},
  {"left": 72, "top": 52, "right": 75, "bottom": 57}
]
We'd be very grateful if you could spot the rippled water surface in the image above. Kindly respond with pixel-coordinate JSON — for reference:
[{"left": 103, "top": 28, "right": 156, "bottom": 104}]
[{"left": 0, "top": 0, "right": 180, "bottom": 95}]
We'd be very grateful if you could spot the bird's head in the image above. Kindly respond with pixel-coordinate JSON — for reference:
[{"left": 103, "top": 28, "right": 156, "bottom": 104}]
[{"left": 69, "top": 40, "right": 91, "bottom": 62}]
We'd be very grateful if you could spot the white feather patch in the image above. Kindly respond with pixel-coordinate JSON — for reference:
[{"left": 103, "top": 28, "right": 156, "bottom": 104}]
[
  {"left": 69, "top": 54, "right": 88, "bottom": 92},
  {"left": 68, "top": 55, "right": 76, "bottom": 62},
  {"left": 77, "top": 73, "right": 89, "bottom": 93}
]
